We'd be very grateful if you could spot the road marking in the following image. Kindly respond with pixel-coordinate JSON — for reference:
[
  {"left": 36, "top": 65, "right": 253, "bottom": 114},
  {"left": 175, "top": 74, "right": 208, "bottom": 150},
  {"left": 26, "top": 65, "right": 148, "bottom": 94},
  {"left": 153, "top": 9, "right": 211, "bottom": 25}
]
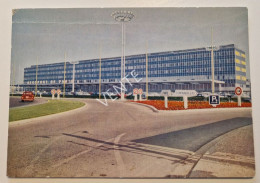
[
  {"left": 21, "top": 135, "right": 63, "bottom": 176},
  {"left": 51, "top": 137, "right": 115, "bottom": 169},
  {"left": 114, "top": 133, "right": 126, "bottom": 177}
]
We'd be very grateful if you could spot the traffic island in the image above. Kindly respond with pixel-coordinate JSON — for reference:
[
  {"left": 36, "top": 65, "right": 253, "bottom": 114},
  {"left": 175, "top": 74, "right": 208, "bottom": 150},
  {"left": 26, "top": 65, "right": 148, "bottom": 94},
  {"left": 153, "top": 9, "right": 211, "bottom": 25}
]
[{"left": 9, "top": 100, "right": 85, "bottom": 122}]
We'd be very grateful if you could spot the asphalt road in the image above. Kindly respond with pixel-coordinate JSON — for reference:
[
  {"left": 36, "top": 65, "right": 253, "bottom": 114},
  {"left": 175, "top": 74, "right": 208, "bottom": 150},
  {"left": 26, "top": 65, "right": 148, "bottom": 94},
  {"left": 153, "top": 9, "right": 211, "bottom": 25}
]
[
  {"left": 9, "top": 96, "right": 48, "bottom": 108},
  {"left": 7, "top": 99, "right": 254, "bottom": 178}
]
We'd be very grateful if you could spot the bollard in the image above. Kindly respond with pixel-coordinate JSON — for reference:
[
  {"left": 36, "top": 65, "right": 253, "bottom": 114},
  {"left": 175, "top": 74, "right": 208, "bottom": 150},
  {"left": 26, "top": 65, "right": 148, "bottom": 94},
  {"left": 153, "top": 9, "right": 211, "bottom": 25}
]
[
  {"left": 134, "top": 94, "right": 137, "bottom": 101},
  {"left": 52, "top": 94, "right": 55, "bottom": 100},
  {"left": 183, "top": 96, "right": 188, "bottom": 109},
  {"left": 139, "top": 94, "right": 142, "bottom": 101},
  {"left": 164, "top": 96, "right": 168, "bottom": 108},
  {"left": 238, "top": 96, "right": 241, "bottom": 107}
]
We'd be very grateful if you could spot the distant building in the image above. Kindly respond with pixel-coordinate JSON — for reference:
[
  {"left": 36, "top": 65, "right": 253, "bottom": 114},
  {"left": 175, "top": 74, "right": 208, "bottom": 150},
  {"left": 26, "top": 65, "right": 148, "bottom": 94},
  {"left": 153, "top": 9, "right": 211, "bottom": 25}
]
[{"left": 22, "top": 44, "right": 248, "bottom": 95}]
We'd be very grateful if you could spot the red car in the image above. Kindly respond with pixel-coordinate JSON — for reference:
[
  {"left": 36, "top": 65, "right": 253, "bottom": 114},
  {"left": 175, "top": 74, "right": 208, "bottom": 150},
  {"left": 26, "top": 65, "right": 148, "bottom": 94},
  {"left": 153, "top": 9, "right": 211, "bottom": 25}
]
[{"left": 21, "top": 91, "right": 34, "bottom": 102}]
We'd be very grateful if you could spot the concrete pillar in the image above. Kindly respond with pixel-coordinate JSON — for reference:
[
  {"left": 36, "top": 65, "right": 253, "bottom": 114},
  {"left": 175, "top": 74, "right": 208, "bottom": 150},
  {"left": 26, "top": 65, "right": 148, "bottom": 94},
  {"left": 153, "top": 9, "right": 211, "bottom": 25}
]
[
  {"left": 134, "top": 94, "right": 137, "bottom": 101},
  {"left": 238, "top": 96, "right": 242, "bottom": 107},
  {"left": 183, "top": 96, "right": 188, "bottom": 109},
  {"left": 164, "top": 96, "right": 168, "bottom": 108}
]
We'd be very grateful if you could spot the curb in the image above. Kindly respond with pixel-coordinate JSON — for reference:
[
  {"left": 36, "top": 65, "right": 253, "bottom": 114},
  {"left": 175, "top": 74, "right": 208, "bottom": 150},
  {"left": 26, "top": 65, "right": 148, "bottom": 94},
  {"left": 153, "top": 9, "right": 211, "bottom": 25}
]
[
  {"left": 129, "top": 101, "right": 251, "bottom": 114},
  {"left": 128, "top": 102, "right": 159, "bottom": 113},
  {"left": 9, "top": 100, "right": 87, "bottom": 127},
  {"left": 192, "top": 125, "right": 255, "bottom": 169},
  {"left": 159, "top": 107, "right": 252, "bottom": 113},
  {"left": 10, "top": 98, "right": 49, "bottom": 109}
]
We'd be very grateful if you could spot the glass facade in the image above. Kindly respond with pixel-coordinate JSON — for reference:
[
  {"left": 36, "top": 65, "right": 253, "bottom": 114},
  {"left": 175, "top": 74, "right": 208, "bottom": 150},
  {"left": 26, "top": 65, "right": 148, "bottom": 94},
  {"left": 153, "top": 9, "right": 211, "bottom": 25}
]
[{"left": 23, "top": 44, "right": 247, "bottom": 93}]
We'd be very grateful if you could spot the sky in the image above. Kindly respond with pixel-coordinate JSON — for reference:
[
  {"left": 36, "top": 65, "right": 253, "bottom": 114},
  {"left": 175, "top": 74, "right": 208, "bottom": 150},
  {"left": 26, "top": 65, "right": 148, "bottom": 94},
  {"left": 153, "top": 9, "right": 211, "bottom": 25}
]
[{"left": 11, "top": 7, "right": 249, "bottom": 84}]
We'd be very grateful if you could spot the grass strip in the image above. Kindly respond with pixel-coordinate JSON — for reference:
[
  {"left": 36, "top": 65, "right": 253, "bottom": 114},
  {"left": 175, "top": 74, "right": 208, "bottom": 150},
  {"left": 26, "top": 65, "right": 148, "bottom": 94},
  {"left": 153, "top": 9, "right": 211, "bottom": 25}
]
[{"left": 9, "top": 100, "right": 85, "bottom": 122}]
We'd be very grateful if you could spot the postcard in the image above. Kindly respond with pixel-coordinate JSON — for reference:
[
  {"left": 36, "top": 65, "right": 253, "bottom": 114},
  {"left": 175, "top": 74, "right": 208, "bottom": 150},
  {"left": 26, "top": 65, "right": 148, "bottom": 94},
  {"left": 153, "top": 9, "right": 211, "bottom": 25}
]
[{"left": 7, "top": 7, "right": 255, "bottom": 178}]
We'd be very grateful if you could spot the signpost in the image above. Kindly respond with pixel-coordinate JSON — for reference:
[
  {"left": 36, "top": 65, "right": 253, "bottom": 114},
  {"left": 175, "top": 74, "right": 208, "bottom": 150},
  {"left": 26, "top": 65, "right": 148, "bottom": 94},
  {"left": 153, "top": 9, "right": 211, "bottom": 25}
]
[
  {"left": 209, "top": 94, "right": 220, "bottom": 107},
  {"left": 161, "top": 90, "right": 171, "bottom": 108},
  {"left": 138, "top": 88, "right": 143, "bottom": 101},
  {"left": 235, "top": 87, "right": 243, "bottom": 107},
  {"left": 57, "top": 89, "right": 61, "bottom": 100},
  {"left": 133, "top": 88, "right": 138, "bottom": 101},
  {"left": 173, "top": 90, "right": 197, "bottom": 109},
  {"left": 51, "top": 89, "right": 56, "bottom": 100},
  {"left": 174, "top": 90, "right": 197, "bottom": 97}
]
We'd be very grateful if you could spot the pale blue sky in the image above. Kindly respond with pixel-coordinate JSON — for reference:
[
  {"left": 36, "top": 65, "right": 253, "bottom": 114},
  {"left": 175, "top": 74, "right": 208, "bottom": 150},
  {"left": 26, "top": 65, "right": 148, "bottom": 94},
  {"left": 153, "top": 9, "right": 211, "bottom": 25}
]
[{"left": 11, "top": 8, "right": 249, "bottom": 84}]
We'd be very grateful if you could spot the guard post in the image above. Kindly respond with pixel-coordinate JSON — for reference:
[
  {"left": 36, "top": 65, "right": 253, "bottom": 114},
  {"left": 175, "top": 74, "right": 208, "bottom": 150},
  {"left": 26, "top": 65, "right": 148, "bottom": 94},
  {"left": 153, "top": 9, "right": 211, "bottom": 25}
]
[
  {"left": 172, "top": 90, "right": 197, "bottom": 109},
  {"left": 57, "top": 89, "right": 61, "bottom": 100},
  {"left": 183, "top": 96, "right": 188, "bottom": 109},
  {"left": 51, "top": 89, "right": 56, "bottom": 100},
  {"left": 138, "top": 88, "right": 143, "bottom": 101},
  {"left": 133, "top": 88, "right": 138, "bottom": 101},
  {"left": 235, "top": 87, "right": 243, "bottom": 107},
  {"left": 161, "top": 90, "right": 171, "bottom": 109}
]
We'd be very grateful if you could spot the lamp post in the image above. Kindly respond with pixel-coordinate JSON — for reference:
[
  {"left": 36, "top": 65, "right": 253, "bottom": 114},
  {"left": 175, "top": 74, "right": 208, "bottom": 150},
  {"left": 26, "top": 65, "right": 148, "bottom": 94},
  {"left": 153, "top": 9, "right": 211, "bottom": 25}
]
[
  {"left": 70, "top": 61, "right": 79, "bottom": 93},
  {"left": 63, "top": 52, "right": 67, "bottom": 97},
  {"left": 206, "top": 28, "right": 219, "bottom": 94},
  {"left": 35, "top": 57, "right": 38, "bottom": 97},
  {"left": 111, "top": 10, "right": 134, "bottom": 100}
]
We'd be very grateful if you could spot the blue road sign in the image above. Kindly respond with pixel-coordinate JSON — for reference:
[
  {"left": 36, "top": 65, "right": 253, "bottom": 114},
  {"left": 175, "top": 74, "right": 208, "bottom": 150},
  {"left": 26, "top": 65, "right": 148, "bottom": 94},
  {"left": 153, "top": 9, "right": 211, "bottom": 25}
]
[{"left": 209, "top": 95, "right": 220, "bottom": 106}]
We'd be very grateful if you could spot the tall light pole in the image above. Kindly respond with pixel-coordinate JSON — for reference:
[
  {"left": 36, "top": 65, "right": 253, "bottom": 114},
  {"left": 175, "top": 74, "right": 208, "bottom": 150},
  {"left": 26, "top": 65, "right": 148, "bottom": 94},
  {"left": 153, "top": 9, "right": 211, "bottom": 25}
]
[
  {"left": 111, "top": 10, "right": 134, "bottom": 100},
  {"left": 35, "top": 57, "right": 38, "bottom": 97},
  {"left": 63, "top": 52, "right": 67, "bottom": 97},
  {"left": 206, "top": 27, "right": 219, "bottom": 94},
  {"left": 70, "top": 61, "right": 79, "bottom": 93},
  {"left": 99, "top": 44, "right": 102, "bottom": 99},
  {"left": 211, "top": 28, "right": 215, "bottom": 94},
  {"left": 146, "top": 42, "right": 148, "bottom": 100},
  {"left": 12, "top": 63, "right": 15, "bottom": 96}
]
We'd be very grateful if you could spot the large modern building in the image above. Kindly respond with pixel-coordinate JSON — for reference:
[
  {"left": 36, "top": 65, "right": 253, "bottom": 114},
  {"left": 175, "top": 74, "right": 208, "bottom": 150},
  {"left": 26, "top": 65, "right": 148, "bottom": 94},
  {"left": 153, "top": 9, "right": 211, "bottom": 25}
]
[{"left": 21, "top": 44, "right": 248, "bottom": 95}]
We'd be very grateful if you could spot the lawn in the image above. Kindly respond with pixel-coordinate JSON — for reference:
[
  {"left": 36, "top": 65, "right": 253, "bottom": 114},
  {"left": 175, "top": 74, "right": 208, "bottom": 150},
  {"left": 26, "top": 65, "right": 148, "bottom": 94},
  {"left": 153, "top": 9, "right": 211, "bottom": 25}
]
[
  {"left": 133, "top": 100, "right": 251, "bottom": 110},
  {"left": 9, "top": 100, "right": 85, "bottom": 122}
]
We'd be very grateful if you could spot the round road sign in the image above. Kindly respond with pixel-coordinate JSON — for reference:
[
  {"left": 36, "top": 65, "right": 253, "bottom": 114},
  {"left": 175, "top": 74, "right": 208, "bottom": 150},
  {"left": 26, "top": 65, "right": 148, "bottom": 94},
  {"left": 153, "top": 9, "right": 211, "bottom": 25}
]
[
  {"left": 138, "top": 88, "right": 143, "bottom": 95},
  {"left": 235, "top": 87, "right": 243, "bottom": 96},
  {"left": 51, "top": 89, "right": 56, "bottom": 95},
  {"left": 57, "top": 89, "right": 61, "bottom": 94},
  {"left": 133, "top": 88, "right": 138, "bottom": 95}
]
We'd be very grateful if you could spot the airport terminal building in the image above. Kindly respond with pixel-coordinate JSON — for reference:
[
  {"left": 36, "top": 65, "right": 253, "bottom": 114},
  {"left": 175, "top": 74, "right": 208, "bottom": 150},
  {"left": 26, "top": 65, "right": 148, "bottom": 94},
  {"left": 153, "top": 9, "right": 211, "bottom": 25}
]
[{"left": 22, "top": 44, "right": 248, "bottom": 95}]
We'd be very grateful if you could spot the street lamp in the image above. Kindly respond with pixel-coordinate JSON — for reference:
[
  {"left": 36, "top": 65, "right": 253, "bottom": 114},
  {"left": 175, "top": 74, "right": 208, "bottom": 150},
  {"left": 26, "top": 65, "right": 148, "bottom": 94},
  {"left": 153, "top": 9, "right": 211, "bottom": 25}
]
[
  {"left": 111, "top": 10, "right": 134, "bottom": 100},
  {"left": 70, "top": 61, "right": 79, "bottom": 93},
  {"left": 205, "top": 28, "right": 219, "bottom": 94}
]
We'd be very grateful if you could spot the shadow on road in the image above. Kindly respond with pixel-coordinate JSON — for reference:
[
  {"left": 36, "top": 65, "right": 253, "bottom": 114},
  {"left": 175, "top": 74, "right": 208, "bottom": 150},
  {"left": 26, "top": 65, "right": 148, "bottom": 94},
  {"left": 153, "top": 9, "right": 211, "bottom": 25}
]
[
  {"left": 133, "top": 117, "right": 252, "bottom": 151},
  {"left": 62, "top": 133, "right": 193, "bottom": 164}
]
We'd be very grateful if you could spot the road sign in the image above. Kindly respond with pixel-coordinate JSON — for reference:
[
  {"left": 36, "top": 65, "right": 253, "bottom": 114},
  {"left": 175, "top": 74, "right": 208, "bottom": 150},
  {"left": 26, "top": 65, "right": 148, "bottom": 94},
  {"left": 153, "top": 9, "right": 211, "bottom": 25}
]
[
  {"left": 133, "top": 88, "right": 138, "bottom": 95},
  {"left": 51, "top": 89, "right": 56, "bottom": 95},
  {"left": 235, "top": 87, "right": 243, "bottom": 96},
  {"left": 174, "top": 90, "right": 197, "bottom": 97},
  {"left": 138, "top": 88, "right": 143, "bottom": 95},
  {"left": 161, "top": 90, "right": 171, "bottom": 96},
  {"left": 209, "top": 94, "right": 220, "bottom": 107},
  {"left": 57, "top": 89, "right": 61, "bottom": 94}
]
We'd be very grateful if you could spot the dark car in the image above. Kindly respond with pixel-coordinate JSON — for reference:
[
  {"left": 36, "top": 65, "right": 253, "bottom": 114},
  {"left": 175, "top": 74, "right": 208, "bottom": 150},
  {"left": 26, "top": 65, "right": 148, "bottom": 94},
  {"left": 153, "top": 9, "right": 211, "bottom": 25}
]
[{"left": 21, "top": 91, "right": 34, "bottom": 102}]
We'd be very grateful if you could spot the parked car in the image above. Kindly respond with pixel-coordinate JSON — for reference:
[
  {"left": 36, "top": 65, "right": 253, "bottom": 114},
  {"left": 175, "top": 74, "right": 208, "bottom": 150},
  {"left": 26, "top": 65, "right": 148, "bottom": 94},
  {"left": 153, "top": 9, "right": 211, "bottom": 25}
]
[{"left": 21, "top": 91, "right": 34, "bottom": 102}]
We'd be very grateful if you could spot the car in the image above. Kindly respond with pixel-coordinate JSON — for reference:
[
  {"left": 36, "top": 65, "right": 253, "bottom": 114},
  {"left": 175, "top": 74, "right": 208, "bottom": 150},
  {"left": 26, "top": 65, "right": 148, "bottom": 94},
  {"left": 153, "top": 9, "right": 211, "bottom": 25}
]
[{"left": 21, "top": 91, "right": 34, "bottom": 102}]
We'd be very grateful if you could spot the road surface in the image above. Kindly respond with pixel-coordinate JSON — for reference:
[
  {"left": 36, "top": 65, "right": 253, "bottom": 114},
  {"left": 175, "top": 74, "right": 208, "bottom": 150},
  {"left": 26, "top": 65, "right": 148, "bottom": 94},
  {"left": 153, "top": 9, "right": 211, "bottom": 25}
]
[
  {"left": 9, "top": 97, "right": 48, "bottom": 108},
  {"left": 7, "top": 99, "right": 254, "bottom": 178}
]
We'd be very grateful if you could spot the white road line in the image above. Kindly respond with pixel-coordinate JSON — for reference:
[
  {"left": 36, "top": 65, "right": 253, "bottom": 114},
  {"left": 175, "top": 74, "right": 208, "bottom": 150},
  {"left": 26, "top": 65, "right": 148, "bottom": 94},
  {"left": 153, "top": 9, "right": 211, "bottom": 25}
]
[
  {"left": 51, "top": 137, "right": 115, "bottom": 169},
  {"left": 114, "top": 133, "right": 126, "bottom": 177}
]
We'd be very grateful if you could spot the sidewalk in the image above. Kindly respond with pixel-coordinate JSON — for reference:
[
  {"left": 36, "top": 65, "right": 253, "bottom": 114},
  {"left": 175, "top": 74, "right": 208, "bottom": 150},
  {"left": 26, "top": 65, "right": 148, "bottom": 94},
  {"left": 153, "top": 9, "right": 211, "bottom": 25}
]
[{"left": 189, "top": 125, "right": 255, "bottom": 178}]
